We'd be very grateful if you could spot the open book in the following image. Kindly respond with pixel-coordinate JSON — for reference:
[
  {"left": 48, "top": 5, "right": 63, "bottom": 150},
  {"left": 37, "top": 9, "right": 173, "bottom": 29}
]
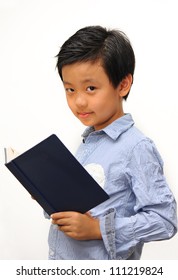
[{"left": 5, "top": 134, "right": 109, "bottom": 215}]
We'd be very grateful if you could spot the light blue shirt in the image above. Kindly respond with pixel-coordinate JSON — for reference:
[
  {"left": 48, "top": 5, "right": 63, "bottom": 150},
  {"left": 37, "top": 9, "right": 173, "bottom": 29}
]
[{"left": 47, "top": 114, "right": 177, "bottom": 259}]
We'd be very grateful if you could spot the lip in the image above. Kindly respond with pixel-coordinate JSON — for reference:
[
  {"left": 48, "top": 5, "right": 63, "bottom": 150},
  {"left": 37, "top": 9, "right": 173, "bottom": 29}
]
[{"left": 78, "top": 112, "right": 93, "bottom": 118}]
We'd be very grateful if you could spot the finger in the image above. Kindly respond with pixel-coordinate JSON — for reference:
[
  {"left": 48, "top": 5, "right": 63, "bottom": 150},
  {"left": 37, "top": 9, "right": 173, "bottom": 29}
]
[
  {"left": 51, "top": 211, "right": 74, "bottom": 220},
  {"left": 50, "top": 213, "right": 62, "bottom": 220},
  {"left": 52, "top": 217, "right": 70, "bottom": 226},
  {"left": 58, "top": 225, "right": 72, "bottom": 233}
]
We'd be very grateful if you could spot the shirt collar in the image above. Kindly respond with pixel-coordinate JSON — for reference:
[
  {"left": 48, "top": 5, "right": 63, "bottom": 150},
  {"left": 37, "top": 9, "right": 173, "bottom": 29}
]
[{"left": 82, "top": 113, "right": 134, "bottom": 141}]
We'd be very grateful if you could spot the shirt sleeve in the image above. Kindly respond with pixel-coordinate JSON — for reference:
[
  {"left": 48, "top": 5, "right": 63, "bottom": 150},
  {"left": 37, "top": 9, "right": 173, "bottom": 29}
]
[
  {"left": 100, "top": 139, "right": 177, "bottom": 259},
  {"left": 43, "top": 210, "right": 50, "bottom": 219}
]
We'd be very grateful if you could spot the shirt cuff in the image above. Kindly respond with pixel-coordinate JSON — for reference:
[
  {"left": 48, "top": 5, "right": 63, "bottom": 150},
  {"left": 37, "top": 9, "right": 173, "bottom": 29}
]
[
  {"left": 100, "top": 208, "right": 137, "bottom": 259},
  {"left": 99, "top": 208, "right": 117, "bottom": 259}
]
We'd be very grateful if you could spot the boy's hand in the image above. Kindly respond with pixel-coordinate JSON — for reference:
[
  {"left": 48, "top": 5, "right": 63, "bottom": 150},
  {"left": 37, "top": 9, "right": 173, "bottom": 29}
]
[{"left": 51, "top": 211, "right": 102, "bottom": 241}]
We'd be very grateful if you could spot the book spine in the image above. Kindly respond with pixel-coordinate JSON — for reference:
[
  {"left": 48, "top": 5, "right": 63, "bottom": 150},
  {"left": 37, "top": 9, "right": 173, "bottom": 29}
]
[{"left": 5, "top": 161, "right": 56, "bottom": 215}]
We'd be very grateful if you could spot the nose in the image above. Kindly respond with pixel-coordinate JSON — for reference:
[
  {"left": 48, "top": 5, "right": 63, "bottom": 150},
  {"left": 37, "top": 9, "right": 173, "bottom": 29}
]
[{"left": 75, "top": 92, "right": 87, "bottom": 108}]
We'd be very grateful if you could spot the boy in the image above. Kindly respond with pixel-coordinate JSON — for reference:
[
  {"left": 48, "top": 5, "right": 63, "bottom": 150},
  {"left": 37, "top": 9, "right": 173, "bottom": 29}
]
[{"left": 49, "top": 26, "right": 177, "bottom": 259}]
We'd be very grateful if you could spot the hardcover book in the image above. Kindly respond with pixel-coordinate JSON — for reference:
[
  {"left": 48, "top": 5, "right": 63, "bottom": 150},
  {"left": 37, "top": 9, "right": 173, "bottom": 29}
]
[{"left": 5, "top": 134, "right": 109, "bottom": 215}]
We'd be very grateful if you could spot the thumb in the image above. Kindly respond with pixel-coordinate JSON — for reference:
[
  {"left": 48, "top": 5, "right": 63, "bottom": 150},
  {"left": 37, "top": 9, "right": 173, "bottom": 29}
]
[{"left": 85, "top": 211, "right": 93, "bottom": 218}]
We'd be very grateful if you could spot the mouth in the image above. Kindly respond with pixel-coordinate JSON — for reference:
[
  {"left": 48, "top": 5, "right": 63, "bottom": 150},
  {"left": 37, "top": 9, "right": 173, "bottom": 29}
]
[{"left": 77, "top": 112, "right": 93, "bottom": 119}]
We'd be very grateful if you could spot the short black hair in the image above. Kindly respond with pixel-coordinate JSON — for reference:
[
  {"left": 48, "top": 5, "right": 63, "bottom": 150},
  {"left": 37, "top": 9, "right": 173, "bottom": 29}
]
[{"left": 56, "top": 25, "right": 135, "bottom": 100}]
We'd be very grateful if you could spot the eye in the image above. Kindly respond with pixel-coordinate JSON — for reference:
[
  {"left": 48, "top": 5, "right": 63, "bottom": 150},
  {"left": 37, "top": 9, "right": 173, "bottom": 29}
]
[
  {"left": 65, "top": 88, "right": 75, "bottom": 94},
  {"left": 86, "top": 86, "right": 96, "bottom": 92}
]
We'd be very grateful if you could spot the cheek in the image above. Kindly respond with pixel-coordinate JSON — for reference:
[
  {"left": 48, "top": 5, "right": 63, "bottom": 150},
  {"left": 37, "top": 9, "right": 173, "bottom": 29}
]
[
  {"left": 66, "top": 98, "right": 76, "bottom": 113},
  {"left": 90, "top": 96, "right": 105, "bottom": 109},
  {"left": 93, "top": 97, "right": 115, "bottom": 113}
]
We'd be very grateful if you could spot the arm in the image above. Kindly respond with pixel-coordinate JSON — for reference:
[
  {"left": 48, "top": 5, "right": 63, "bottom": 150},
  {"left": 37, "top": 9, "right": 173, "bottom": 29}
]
[{"left": 100, "top": 140, "right": 177, "bottom": 259}]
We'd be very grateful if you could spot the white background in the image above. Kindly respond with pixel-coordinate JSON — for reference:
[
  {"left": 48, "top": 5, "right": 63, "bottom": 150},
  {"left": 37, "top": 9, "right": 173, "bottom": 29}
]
[{"left": 0, "top": 0, "right": 178, "bottom": 260}]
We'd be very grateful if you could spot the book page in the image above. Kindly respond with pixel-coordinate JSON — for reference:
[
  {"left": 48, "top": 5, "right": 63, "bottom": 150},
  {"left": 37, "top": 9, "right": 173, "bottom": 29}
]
[{"left": 4, "top": 147, "right": 20, "bottom": 163}]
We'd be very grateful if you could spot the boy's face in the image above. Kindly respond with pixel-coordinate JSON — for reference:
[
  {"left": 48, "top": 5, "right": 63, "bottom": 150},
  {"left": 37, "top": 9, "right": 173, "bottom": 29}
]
[{"left": 62, "top": 60, "right": 127, "bottom": 130}]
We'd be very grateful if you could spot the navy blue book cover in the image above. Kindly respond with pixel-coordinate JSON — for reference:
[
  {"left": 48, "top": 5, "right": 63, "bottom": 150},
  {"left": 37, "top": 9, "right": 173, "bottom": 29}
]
[{"left": 5, "top": 134, "right": 109, "bottom": 215}]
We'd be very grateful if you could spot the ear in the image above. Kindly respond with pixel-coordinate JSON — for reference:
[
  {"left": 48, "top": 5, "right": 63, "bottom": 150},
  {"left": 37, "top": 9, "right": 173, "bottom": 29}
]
[{"left": 117, "top": 74, "right": 133, "bottom": 98}]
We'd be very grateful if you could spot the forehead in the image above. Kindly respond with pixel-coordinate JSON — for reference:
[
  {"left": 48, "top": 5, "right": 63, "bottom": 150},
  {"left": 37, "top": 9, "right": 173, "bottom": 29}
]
[{"left": 62, "top": 60, "right": 108, "bottom": 83}]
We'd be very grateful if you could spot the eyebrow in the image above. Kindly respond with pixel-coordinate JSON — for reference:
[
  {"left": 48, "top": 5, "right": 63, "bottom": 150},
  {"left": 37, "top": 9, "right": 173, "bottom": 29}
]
[
  {"left": 63, "top": 81, "right": 73, "bottom": 85},
  {"left": 63, "top": 79, "right": 98, "bottom": 85}
]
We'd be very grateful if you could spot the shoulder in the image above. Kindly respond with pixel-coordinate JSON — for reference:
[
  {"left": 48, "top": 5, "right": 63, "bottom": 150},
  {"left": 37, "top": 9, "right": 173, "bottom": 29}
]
[
  {"left": 128, "top": 133, "right": 163, "bottom": 168},
  {"left": 119, "top": 125, "right": 163, "bottom": 167}
]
